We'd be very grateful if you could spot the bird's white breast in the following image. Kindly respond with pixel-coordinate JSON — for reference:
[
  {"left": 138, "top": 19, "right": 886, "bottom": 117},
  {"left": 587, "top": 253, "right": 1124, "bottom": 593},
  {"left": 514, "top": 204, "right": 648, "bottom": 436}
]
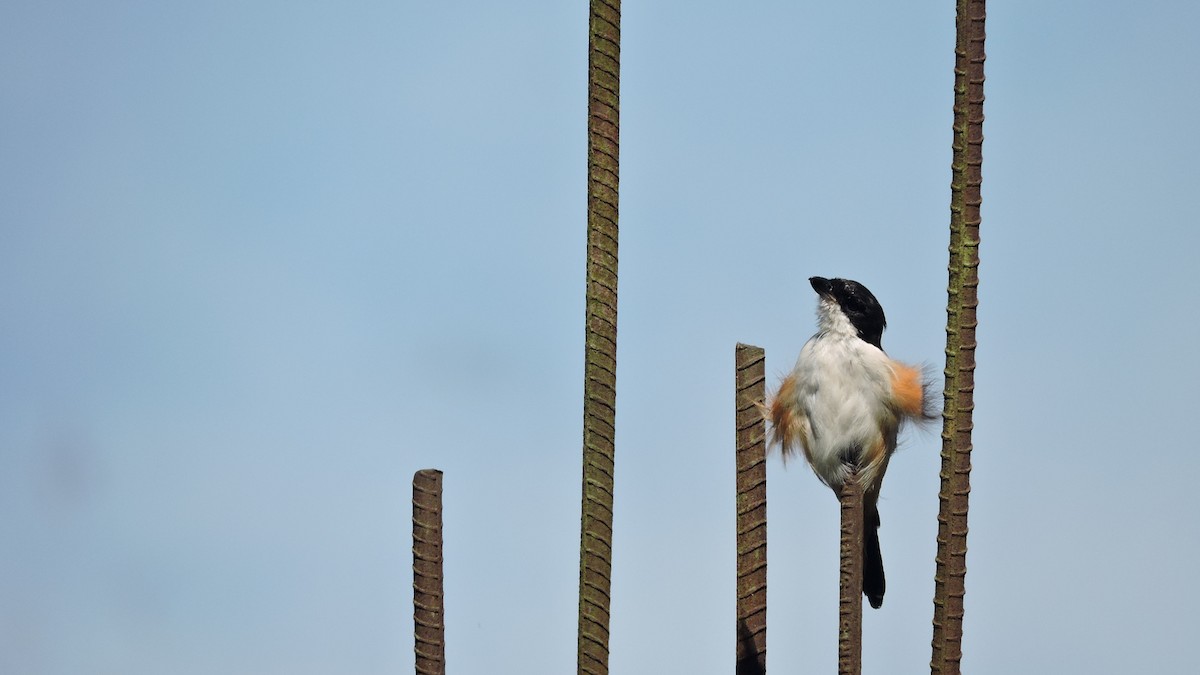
[{"left": 790, "top": 328, "right": 896, "bottom": 488}]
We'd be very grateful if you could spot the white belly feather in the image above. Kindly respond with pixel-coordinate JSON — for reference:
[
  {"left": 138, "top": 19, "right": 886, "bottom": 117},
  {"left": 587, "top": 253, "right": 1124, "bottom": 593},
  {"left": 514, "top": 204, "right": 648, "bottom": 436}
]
[{"left": 790, "top": 330, "right": 897, "bottom": 489}]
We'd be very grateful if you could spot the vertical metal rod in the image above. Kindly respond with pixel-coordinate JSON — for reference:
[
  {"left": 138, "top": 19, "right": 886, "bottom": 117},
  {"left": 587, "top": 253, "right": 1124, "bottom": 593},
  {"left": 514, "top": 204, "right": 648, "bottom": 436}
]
[
  {"left": 735, "top": 344, "right": 767, "bottom": 675},
  {"left": 838, "top": 473, "right": 864, "bottom": 675},
  {"left": 413, "top": 469, "right": 445, "bottom": 675},
  {"left": 931, "top": 1, "right": 985, "bottom": 673},
  {"left": 577, "top": 1, "right": 621, "bottom": 673}
]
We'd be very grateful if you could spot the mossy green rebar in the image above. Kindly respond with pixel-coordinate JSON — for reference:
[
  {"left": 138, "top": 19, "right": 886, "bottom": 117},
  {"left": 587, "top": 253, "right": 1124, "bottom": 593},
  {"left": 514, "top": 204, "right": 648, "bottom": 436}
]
[{"left": 931, "top": 1, "right": 985, "bottom": 673}]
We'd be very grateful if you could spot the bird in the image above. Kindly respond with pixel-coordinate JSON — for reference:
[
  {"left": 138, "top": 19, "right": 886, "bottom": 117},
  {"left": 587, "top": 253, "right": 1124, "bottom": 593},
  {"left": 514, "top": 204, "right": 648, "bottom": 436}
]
[{"left": 767, "top": 276, "right": 934, "bottom": 608}]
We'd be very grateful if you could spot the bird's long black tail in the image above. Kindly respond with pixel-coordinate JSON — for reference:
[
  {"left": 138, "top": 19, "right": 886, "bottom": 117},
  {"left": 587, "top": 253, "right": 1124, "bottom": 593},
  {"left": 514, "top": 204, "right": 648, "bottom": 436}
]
[{"left": 864, "top": 502, "right": 885, "bottom": 608}]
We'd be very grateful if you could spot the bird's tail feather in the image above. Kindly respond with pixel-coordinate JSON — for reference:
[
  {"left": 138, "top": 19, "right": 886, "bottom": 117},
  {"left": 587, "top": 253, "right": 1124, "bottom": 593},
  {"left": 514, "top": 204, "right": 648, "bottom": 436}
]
[{"left": 864, "top": 502, "right": 885, "bottom": 609}]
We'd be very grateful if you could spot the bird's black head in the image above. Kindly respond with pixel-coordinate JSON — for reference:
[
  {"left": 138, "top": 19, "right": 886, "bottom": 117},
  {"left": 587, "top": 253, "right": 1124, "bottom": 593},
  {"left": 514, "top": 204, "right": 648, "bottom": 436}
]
[{"left": 809, "top": 276, "right": 887, "bottom": 348}]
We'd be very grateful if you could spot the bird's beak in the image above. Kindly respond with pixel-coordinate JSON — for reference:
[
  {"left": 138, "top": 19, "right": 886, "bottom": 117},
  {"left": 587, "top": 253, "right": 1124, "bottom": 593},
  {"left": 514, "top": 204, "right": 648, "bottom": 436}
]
[{"left": 809, "top": 276, "right": 833, "bottom": 296}]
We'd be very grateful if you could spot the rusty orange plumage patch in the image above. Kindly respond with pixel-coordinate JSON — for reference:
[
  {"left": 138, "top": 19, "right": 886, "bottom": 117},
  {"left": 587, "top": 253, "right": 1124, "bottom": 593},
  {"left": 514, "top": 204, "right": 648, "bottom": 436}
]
[
  {"left": 766, "top": 373, "right": 810, "bottom": 461},
  {"left": 889, "top": 361, "right": 928, "bottom": 419},
  {"left": 768, "top": 375, "right": 796, "bottom": 441}
]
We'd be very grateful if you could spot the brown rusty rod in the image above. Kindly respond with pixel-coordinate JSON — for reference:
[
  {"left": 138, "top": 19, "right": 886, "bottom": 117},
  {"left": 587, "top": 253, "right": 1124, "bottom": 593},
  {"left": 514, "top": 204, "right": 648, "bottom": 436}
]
[
  {"left": 413, "top": 469, "right": 445, "bottom": 675},
  {"left": 735, "top": 344, "right": 767, "bottom": 675}
]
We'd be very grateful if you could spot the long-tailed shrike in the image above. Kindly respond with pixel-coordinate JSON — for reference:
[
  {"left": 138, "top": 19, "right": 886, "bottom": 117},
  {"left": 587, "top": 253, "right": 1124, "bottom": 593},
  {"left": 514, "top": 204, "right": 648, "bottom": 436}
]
[{"left": 768, "top": 276, "right": 933, "bottom": 608}]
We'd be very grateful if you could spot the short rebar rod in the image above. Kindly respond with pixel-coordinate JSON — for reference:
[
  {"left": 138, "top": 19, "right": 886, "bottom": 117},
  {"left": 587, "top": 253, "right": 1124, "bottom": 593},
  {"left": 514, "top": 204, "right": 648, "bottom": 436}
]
[
  {"left": 931, "top": 1, "right": 985, "bottom": 673},
  {"left": 413, "top": 469, "right": 445, "bottom": 675},
  {"left": 838, "top": 473, "right": 864, "bottom": 675},
  {"left": 735, "top": 344, "right": 767, "bottom": 675}
]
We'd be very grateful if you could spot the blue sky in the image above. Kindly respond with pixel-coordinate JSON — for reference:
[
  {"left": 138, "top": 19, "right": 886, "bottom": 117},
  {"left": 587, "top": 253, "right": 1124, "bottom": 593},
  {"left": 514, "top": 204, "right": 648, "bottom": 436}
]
[{"left": 3, "top": 1, "right": 1199, "bottom": 673}]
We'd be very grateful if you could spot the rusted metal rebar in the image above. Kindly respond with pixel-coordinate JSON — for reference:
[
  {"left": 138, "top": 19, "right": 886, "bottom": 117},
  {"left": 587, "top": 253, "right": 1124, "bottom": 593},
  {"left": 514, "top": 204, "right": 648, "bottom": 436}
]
[
  {"left": 413, "top": 469, "right": 445, "bottom": 675},
  {"left": 735, "top": 344, "right": 767, "bottom": 675},
  {"left": 931, "top": 1, "right": 985, "bottom": 673},
  {"left": 838, "top": 473, "right": 864, "bottom": 675},
  {"left": 577, "top": 1, "right": 620, "bottom": 674}
]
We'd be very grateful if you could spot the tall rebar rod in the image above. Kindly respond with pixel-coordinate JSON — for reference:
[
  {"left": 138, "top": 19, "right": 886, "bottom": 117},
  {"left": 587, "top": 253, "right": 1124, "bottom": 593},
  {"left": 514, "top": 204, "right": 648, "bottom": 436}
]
[
  {"left": 413, "top": 469, "right": 445, "bottom": 675},
  {"left": 735, "top": 344, "right": 767, "bottom": 675},
  {"left": 838, "top": 474, "right": 864, "bottom": 675},
  {"left": 577, "top": 1, "right": 620, "bottom": 674},
  {"left": 931, "top": 1, "right": 985, "bottom": 673}
]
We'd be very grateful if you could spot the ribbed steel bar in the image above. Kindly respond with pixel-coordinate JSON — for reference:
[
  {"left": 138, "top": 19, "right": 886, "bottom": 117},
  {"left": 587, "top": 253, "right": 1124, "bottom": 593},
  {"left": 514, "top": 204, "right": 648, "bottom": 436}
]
[
  {"left": 413, "top": 469, "right": 445, "bottom": 675},
  {"left": 931, "top": 1, "right": 985, "bottom": 673},
  {"left": 735, "top": 344, "right": 767, "bottom": 675},
  {"left": 577, "top": 1, "right": 620, "bottom": 674},
  {"left": 838, "top": 473, "right": 864, "bottom": 675}
]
